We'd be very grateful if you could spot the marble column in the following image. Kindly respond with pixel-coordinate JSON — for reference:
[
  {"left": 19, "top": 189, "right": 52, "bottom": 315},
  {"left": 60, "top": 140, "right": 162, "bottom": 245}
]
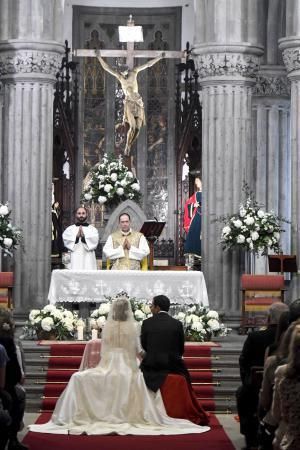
[
  {"left": 279, "top": 1, "right": 300, "bottom": 299},
  {"left": 0, "top": 0, "right": 64, "bottom": 311},
  {"left": 252, "top": 66, "right": 291, "bottom": 267},
  {"left": 193, "top": 0, "right": 264, "bottom": 316}
]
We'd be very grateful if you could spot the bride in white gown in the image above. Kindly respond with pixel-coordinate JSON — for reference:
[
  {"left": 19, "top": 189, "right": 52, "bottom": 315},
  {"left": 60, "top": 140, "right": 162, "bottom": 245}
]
[{"left": 29, "top": 297, "right": 210, "bottom": 436}]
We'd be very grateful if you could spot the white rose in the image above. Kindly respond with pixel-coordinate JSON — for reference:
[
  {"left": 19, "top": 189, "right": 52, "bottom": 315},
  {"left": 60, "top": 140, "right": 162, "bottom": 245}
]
[
  {"left": 244, "top": 216, "right": 255, "bottom": 225},
  {"left": 42, "top": 304, "right": 56, "bottom": 313},
  {"left": 257, "top": 209, "right": 265, "bottom": 218},
  {"left": 41, "top": 317, "right": 54, "bottom": 331},
  {"left": 222, "top": 226, "right": 231, "bottom": 236},
  {"left": 249, "top": 242, "right": 254, "bottom": 250},
  {"left": 176, "top": 312, "right": 186, "bottom": 321},
  {"left": 98, "top": 175, "right": 105, "bottom": 182},
  {"left": 190, "top": 314, "right": 200, "bottom": 322},
  {"left": 237, "top": 234, "right": 245, "bottom": 244},
  {"left": 51, "top": 310, "right": 63, "bottom": 320},
  {"left": 29, "top": 309, "right": 41, "bottom": 322},
  {"left": 104, "top": 184, "right": 113, "bottom": 193},
  {"left": 185, "top": 315, "right": 193, "bottom": 324},
  {"left": 188, "top": 306, "right": 196, "bottom": 313},
  {"left": 96, "top": 316, "right": 106, "bottom": 328},
  {"left": 120, "top": 179, "right": 127, "bottom": 187},
  {"left": 207, "top": 319, "right": 220, "bottom": 331},
  {"left": 98, "top": 303, "right": 110, "bottom": 315},
  {"left": 134, "top": 310, "right": 145, "bottom": 320},
  {"left": 233, "top": 220, "right": 243, "bottom": 228},
  {"left": 131, "top": 183, "right": 140, "bottom": 191},
  {"left": 206, "top": 310, "right": 219, "bottom": 319},
  {"left": 0, "top": 205, "right": 9, "bottom": 216},
  {"left": 116, "top": 187, "right": 124, "bottom": 196},
  {"left": 191, "top": 321, "right": 204, "bottom": 332},
  {"left": 3, "top": 238, "right": 13, "bottom": 248},
  {"left": 110, "top": 173, "right": 118, "bottom": 182},
  {"left": 84, "top": 193, "right": 92, "bottom": 201},
  {"left": 268, "top": 225, "right": 274, "bottom": 232},
  {"left": 63, "top": 319, "right": 74, "bottom": 332},
  {"left": 63, "top": 310, "right": 74, "bottom": 319},
  {"left": 98, "top": 196, "right": 107, "bottom": 205},
  {"left": 126, "top": 171, "right": 134, "bottom": 179},
  {"left": 251, "top": 231, "right": 259, "bottom": 241}
]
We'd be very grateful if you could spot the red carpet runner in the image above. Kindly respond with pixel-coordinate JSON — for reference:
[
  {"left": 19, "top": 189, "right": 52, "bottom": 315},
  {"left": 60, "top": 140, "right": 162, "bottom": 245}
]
[
  {"left": 41, "top": 343, "right": 217, "bottom": 412},
  {"left": 23, "top": 342, "right": 235, "bottom": 449}
]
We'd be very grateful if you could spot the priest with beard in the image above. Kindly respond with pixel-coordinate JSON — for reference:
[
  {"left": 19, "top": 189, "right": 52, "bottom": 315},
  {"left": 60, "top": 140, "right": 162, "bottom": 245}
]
[{"left": 62, "top": 206, "right": 99, "bottom": 270}]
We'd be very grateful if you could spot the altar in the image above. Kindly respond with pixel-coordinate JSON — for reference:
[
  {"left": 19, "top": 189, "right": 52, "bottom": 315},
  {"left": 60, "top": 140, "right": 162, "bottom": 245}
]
[{"left": 48, "top": 269, "right": 209, "bottom": 306}]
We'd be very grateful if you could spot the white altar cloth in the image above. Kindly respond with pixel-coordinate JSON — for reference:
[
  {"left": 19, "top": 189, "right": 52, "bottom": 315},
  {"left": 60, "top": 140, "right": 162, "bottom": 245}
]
[{"left": 48, "top": 269, "right": 209, "bottom": 306}]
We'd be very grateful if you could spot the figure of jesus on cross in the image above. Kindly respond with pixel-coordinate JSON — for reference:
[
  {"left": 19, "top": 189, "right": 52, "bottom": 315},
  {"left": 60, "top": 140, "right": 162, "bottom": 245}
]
[
  {"left": 96, "top": 49, "right": 165, "bottom": 155},
  {"left": 74, "top": 15, "right": 184, "bottom": 156}
]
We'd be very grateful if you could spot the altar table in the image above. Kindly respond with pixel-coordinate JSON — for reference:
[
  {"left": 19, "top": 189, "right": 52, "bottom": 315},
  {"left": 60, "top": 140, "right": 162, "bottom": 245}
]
[{"left": 48, "top": 269, "right": 209, "bottom": 306}]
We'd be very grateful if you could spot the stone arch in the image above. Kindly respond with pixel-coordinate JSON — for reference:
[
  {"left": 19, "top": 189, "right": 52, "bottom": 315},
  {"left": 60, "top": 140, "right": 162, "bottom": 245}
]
[{"left": 101, "top": 200, "right": 147, "bottom": 243}]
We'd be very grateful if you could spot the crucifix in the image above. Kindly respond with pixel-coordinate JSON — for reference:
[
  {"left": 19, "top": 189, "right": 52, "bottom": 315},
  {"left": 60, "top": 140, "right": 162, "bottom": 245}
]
[{"left": 73, "top": 16, "right": 184, "bottom": 156}]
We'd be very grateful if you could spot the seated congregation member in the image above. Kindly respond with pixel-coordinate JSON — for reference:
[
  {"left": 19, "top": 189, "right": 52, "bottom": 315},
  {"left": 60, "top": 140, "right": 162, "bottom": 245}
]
[
  {"left": 0, "top": 343, "right": 12, "bottom": 450},
  {"left": 258, "top": 313, "right": 292, "bottom": 450},
  {"left": 236, "top": 302, "right": 289, "bottom": 450},
  {"left": 29, "top": 296, "right": 210, "bottom": 436},
  {"left": 62, "top": 206, "right": 99, "bottom": 270},
  {"left": 0, "top": 309, "right": 28, "bottom": 450},
  {"left": 271, "top": 323, "right": 300, "bottom": 450},
  {"left": 103, "top": 213, "right": 149, "bottom": 270},
  {"left": 140, "top": 295, "right": 209, "bottom": 425}
]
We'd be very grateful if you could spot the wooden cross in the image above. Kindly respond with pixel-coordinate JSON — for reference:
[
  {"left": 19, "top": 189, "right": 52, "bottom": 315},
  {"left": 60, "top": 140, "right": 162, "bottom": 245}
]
[{"left": 73, "top": 15, "right": 184, "bottom": 69}]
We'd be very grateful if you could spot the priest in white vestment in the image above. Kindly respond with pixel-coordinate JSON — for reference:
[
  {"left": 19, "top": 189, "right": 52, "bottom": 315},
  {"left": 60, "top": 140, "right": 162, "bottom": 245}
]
[
  {"left": 63, "top": 207, "right": 99, "bottom": 270},
  {"left": 103, "top": 213, "right": 149, "bottom": 270}
]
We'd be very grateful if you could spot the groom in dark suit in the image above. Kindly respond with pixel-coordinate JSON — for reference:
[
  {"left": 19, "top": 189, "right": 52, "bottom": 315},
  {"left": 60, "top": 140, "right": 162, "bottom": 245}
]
[{"left": 140, "top": 294, "right": 190, "bottom": 392}]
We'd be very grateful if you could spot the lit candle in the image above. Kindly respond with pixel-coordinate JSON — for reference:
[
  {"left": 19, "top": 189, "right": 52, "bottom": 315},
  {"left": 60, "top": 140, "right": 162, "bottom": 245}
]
[
  {"left": 91, "top": 328, "right": 98, "bottom": 340},
  {"left": 77, "top": 325, "right": 84, "bottom": 341}
]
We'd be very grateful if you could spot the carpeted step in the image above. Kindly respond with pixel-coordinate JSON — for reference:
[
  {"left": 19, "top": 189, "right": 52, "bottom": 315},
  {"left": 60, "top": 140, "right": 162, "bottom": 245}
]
[
  {"left": 46, "top": 369, "right": 78, "bottom": 381},
  {"left": 48, "top": 356, "right": 82, "bottom": 368},
  {"left": 190, "top": 371, "right": 216, "bottom": 381},
  {"left": 44, "top": 343, "right": 86, "bottom": 356},
  {"left": 184, "top": 357, "right": 212, "bottom": 368}
]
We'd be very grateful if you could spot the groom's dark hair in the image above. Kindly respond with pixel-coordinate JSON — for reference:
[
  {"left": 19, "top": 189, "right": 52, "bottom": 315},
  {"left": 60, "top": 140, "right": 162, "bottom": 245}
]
[{"left": 153, "top": 295, "right": 170, "bottom": 312}]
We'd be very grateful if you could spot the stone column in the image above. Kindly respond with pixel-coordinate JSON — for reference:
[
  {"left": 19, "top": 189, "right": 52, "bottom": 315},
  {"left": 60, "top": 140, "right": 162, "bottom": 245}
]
[
  {"left": 279, "top": 0, "right": 300, "bottom": 300},
  {"left": 193, "top": 0, "right": 264, "bottom": 316},
  {"left": 0, "top": 0, "right": 64, "bottom": 311},
  {"left": 252, "top": 67, "right": 291, "bottom": 265}
]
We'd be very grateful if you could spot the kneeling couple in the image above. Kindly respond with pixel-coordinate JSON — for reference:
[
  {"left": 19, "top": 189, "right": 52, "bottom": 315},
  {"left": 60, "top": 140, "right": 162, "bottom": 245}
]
[{"left": 29, "top": 295, "right": 210, "bottom": 436}]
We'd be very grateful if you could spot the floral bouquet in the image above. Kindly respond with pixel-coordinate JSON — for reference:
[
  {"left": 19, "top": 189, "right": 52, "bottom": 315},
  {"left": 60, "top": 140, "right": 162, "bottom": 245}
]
[
  {"left": 23, "top": 305, "right": 79, "bottom": 340},
  {"left": 218, "top": 184, "right": 288, "bottom": 254},
  {"left": 175, "top": 305, "right": 230, "bottom": 342},
  {"left": 0, "top": 202, "right": 22, "bottom": 256},
  {"left": 89, "top": 302, "right": 111, "bottom": 330},
  {"left": 82, "top": 153, "right": 141, "bottom": 208},
  {"left": 130, "top": 298, "right": 152, "bottom": 322}
]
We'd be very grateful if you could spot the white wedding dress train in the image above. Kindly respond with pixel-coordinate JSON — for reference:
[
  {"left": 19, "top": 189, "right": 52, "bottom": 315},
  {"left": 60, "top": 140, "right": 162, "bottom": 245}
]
[{"left": 29, "top": 316, "right": 210, "bottom": 436}]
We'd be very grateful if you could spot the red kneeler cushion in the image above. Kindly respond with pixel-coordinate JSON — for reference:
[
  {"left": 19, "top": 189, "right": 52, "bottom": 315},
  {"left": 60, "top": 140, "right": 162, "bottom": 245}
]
[{"left": 160, "top": 374, "right": 209, "bottom": 426}]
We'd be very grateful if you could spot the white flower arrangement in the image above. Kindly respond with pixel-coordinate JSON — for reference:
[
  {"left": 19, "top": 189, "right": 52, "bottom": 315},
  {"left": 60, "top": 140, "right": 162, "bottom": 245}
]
[
  {"left": 88, "top": 292, "right": 230, "bottom": 342},
  {"left": 82, "top": 153, "right": 141, "bottom": 208},
  {"left": 217, "top": 184, "right": 288, "bottom": 254},
  {"left": 174, "top": 305, "right": 230, "bottom": 342},
  {"left": 0, "top": 202, "right": 22, "bottom": 256},
  {"left": 23, "top": 305, "right": 79, "bottom": 340}
]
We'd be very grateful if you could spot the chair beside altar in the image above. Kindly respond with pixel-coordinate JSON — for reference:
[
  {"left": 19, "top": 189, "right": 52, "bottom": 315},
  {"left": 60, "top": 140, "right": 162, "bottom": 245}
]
[{"left": 0, "top": 272, "right": 14, "bottom": 309}]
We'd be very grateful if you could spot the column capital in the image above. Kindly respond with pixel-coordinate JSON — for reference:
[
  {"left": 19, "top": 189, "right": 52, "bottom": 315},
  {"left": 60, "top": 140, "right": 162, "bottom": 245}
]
[
  {"left": 253, "top": 65, "right": 290, "bottom": 97},
  {"left": 0, "top": 43, "right": 64, "bottom": 82},
  {"left": 194, "top": 51, "right": 261, "bottom": 82},
  {"left": 279, "top": 37, "right": 300, "bottom": 78}
]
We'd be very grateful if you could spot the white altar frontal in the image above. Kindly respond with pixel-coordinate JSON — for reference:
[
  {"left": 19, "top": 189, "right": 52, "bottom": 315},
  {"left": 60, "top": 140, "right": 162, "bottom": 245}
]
[{"left": 48, "top": 270, "right": 209, "bottom": 306}]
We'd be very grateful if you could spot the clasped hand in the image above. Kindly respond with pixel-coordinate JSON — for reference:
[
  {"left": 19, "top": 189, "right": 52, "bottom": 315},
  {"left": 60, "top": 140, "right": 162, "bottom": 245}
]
[
  {"left": 123, "top": 238, "right": 131, "bottom": 250},
  {"left": 76, "top": 225, "right": 84, "bottom": 238}
]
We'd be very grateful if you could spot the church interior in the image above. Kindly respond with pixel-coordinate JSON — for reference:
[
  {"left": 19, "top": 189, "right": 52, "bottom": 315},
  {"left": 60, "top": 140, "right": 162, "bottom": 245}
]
[{"left": 1, "top": 0, "right": 300, "bottom": 449}]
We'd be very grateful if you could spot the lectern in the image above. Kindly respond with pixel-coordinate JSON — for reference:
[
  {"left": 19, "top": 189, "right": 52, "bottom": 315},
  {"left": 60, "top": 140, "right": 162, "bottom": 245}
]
[
  {"left": 268, "top": 254, "right": 297, "bottom": 275},
  {"left": 140, "top": 221, "right": 165, "bottom": 270}
]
